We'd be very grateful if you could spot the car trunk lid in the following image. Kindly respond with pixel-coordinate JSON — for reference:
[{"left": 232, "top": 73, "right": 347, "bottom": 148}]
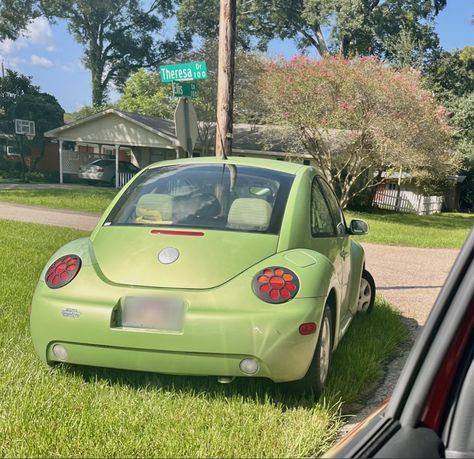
[{"left": 91, "top": 226, "right": 278, "bottom": 289}]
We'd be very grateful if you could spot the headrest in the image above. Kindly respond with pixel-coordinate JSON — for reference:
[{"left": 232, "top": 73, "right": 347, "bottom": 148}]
[
  {"left": 135, "top": 193, "right": 173, "bottom": 223},
  {"left": 227, "top": 198, "right": 272, "bottom": 231}
]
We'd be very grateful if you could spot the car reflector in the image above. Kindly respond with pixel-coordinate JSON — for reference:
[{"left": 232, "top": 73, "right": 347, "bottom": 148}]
[
  {"left": 252, "top": 266, "right": 299, "bottom": 303},
  {"left": 299, "top": 322, "right": 317, "bottom": 335},
  {"left": 45, "top": 255, "right": 81, "bottom": 289}
]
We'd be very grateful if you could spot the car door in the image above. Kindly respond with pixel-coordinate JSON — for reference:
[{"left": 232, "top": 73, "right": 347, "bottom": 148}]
[
  {"left": 308, "top": 177, "right": 346, "bottom": 324},
  {"left": 316, "top": 178, "right": 352, "bottom": 313},
  {"left": 325, "top": 228, "right": 474, "bottom": 458}
]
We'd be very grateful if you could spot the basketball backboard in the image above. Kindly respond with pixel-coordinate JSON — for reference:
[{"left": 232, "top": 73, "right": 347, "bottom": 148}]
[{"left": 14, "top": 119, "right": 35, "bottom": 140}]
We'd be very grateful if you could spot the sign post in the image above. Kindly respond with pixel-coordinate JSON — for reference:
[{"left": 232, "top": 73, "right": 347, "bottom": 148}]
[
  {"left": 174, "top": 97, "right": 198, "bottom": 157},
  {"left": 159, "top": 61, "right": 207, "bottom": 157}
]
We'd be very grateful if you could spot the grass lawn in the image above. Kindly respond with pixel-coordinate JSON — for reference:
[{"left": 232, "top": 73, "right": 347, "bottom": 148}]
[
  {"left": 0, "top": 187, "right": 117, "bottom": 213},
  {"left": 0, "top": 220, "right": 407, "bottom": 458},
  {"left": 346, "top": 210, "right": 474, "bottom": 249}
]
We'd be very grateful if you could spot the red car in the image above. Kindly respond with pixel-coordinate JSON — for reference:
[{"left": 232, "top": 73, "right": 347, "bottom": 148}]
[{"left": 326, "top": 228, "right": 474, "bottom": 458}]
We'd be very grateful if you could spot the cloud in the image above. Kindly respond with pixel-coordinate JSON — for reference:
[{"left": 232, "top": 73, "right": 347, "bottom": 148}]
[
  {"left": 0, "top": 38, "right": 26, "bottom": 55},
  {"left": 0, "top": 17, "right": 56, "bottom": 55},
  {"left": 25, "top": 17, "right": 55, "bottom": 48},
  {"left": 61, "top": 63, "right": 75, "bottom": 73},
  {"left": 31, "top": 54, "right": 54, "bottom": 67},
  {"left": 0, "top": 55, "right": 26, "bottom": 69}
]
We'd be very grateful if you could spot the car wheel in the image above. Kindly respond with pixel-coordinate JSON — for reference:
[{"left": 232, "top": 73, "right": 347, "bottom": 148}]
[
  {"left": 358, "top": 270, "right": 375, "bottom": 313},
  {"left": 110, "top": 176, "right": 116, "bottom": 187},
  {"left": 283, "top": 305, "right": 333, "bottom": 397}
]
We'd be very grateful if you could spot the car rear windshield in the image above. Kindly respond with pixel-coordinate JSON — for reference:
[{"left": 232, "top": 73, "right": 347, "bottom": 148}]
[{"left": 106, "top": 164, "right": 295, "bottom": 234}]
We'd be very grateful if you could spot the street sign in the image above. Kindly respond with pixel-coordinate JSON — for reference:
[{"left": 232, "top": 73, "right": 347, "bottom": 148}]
[
  {"left": 159, "top": 61, "right": 207, "bottom": 83},
  {"left": 173, "top": 81, "right": 198, "bottom": 98},
  {"left": 174, "top": 97, "right": 198, "bottom": 156}
]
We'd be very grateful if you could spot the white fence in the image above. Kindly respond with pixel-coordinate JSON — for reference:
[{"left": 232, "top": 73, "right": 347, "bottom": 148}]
[
  {"left": 117, "top": 172, "right": 136, "bottom": 187},
  {"left": 373, "top": 189, "right": 443, "bottom": 215}
]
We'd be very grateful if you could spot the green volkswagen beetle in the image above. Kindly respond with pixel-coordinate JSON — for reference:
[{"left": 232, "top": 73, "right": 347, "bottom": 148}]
[{"left": 30, "top": 157, "right": 375, "bottom": 395}]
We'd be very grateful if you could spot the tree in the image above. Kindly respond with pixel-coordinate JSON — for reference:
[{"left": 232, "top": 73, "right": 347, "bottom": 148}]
[
  {"left": 425, "top": 46, "right": 474, "bottom": 210},
  {"left": 0, "top": 0, "right": 40, "bottom": 40},
  {"left": 177, "top": 0, "right": 446, "bottom": 60},
  {"left": 0, "top": 70, "right": 64, "bottom": 175},
  {"left": 260, "top": 56, "right": 459, "bottom": 208},
  {"left": 118, "top": 41, "right": 267, "bottom": 154},
  {"left": 424, "top": 46, "right": 474, "bottom": 99},
  {"left": 64, "top": 104, "right": 113, "bottom": 122},
  {"left": 42, "top": 0, "right": 189, "bottom": 107},
  {"left": 118, "top": 68, "right": 174, "bottom": 119}
]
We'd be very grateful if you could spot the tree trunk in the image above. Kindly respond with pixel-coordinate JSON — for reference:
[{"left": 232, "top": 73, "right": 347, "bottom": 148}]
[
  {"left": 31, "top": 140, "right": 46, "bottom": 172},
  {"left": 90, "top": 41, "right": 105, "bottom": 107},
  {"left": 91, "top": 67, "right": 105, "bottom": 107}
]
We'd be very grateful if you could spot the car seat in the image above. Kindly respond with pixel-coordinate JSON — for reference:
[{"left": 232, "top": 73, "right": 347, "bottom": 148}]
[
  {"left": 227, "top": 198, "right": 272, "bottom": 231},
  {"left": 135, "top": 193, "right": 173, "bottom": 224}
]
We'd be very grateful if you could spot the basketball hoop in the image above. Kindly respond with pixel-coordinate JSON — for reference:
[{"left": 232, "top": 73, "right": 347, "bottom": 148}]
[{"left": 14, "top": 119, "right": 36, "bottom": 140}]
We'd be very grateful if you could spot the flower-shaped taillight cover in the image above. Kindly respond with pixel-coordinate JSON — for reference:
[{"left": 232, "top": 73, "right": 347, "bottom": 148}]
[
  {"left": 252, "top": 267, "right": 299, "bottom": 303},
  {"left": 45, "top": 255, "right": 81, "bottom": 289}
]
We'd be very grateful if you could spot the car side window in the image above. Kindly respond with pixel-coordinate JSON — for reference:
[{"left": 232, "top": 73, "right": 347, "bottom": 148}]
[
  {"left": 311, "top": 178, "right": 336, "bottom": 237},
  {"left": 317, "top": 178, "right": 346, "bottom": 236}
]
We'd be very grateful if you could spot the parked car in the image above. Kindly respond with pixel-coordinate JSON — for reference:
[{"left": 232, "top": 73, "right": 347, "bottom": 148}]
[
  {"left": 30, "top": 157, "right": 375, "bottom": 395},
  {"left": 78, "top": 159, "right": 140, "bottom": 186},
  {"left": 325, "top": 228, "right": 474, "bottom": 458}
]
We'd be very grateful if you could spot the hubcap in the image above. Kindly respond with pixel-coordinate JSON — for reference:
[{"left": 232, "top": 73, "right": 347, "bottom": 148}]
[
  {"left": 358, "top": 277, "right": 372, "bottom": 312},
  {"left": 319, "top": 316, "right": 331, "bottom": 385}
]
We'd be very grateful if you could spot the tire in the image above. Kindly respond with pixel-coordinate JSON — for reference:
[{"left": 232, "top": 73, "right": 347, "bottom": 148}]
[
  {"left": 358, "top": 269, "right": 376, "bottom": 313},
  {"left": 110, "top": 176, "right": 116, "bottom": 187},
  {"left": 283, "top": 305, "right": 333, "bottom": 397}
]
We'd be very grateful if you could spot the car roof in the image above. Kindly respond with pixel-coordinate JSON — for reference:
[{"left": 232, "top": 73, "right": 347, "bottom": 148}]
[{"left": 146, "top": 156, "right": 313, "bottom": 176}]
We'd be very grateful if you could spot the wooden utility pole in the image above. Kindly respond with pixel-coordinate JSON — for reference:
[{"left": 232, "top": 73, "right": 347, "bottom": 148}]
[{"left": 215, "top": 0, "right": 237, "bottom": 159}]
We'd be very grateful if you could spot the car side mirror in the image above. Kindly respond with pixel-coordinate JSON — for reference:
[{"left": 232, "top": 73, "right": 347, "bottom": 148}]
[{"left": 350, "top": 219, "right": 369, "bottom": 235}]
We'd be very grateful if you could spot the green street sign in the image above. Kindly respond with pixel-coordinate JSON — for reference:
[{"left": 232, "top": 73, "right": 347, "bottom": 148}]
[
  {"left": 173, "top": 81, "right": 198, "bottom": 98},
  {"left": 159, "top": 61, "right": 207, "bottom": 83}
]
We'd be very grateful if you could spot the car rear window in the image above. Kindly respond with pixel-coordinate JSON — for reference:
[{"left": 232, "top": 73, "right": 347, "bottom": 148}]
[{"left": 106, "top": 164, "right": 294, "bottom": 234}]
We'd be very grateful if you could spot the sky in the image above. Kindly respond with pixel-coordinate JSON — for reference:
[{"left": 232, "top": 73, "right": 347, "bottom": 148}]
[{"left": 0, "top": 0, "right": 472, "bottom": 113}]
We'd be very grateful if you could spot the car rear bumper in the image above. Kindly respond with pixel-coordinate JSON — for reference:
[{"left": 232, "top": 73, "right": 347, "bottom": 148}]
[
  {"left": 78, "top": 171, "right": 106, "bottom": 181},
  {"left": 30, "top": 275, "right": 326, "bottom": 383}
]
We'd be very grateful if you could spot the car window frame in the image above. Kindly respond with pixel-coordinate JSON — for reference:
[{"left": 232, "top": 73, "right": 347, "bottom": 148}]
[
  {"left": 310, "top": 176, "right": 337, "bottom": 238},
  {"left": 317, "top": 177, "right": 348, "bottom": 236},
  {"left": 104, "top": 164, "right": 295, "bottom": 236}
]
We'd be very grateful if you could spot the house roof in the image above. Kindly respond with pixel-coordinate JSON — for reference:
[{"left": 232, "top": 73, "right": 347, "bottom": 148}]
[
  {"left": 116, "top": 111, "right": 177, "bottom": 139},
  {"left": 45, "top": 108, "right": 357, "bottom": 156},
  {"left": 45, "top": 108, "right": 179, "bottom": 148}
]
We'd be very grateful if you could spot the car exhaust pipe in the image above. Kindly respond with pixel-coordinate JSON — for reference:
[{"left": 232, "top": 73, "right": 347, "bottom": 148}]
[{"left": 217, "top": 376, "right": 235, "bottom": 384}]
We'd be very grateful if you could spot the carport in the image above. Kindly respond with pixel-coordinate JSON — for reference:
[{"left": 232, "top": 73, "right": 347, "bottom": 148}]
[{"left": 45, "top": 108, "right": 183, "bottom": 188}]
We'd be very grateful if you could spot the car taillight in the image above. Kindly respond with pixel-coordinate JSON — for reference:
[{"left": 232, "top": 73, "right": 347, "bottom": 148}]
[
  {"left": 45, "top": 255, "right": 81, "bottom": 289},
  {"left": 252, "top": 266, "right": 299, "bottom": 303}
]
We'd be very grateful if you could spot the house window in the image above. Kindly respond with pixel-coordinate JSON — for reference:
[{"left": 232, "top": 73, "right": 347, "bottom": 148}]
[
  {"left": 303, "top": 159, "right": 311, "bottom": 165},
  {"left": 387, "top": 183, "right": 397, "bottom": 191}
]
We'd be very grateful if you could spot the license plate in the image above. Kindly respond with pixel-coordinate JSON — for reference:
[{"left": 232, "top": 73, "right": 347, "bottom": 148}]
[{"left": 121, "top": 297, "right": 184, "bottom": 331}]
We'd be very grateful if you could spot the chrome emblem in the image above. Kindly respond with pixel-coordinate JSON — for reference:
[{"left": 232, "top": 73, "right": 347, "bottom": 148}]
[
  {"left": 62, "top": 308, "right": 81, "bottom": 318},
  {"left": 158, "top": 247, "right": 180, "bottom": 264}
]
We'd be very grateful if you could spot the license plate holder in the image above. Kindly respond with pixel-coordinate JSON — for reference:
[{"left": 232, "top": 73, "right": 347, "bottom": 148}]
[{"left": 121, "top": 297, "right": 184, "bottom": 331}]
